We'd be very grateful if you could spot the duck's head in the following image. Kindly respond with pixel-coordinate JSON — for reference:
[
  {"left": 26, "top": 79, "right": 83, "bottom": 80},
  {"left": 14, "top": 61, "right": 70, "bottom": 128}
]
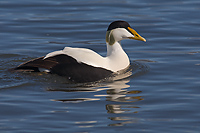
[{"left": 106, "top": 21, "right": 146, "bottom": 45}]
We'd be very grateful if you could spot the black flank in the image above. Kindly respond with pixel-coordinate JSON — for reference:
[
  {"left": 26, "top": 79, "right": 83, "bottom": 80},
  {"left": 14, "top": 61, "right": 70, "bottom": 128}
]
[{"left": 14, "top": 54, "right": 113, "bottom": 83}]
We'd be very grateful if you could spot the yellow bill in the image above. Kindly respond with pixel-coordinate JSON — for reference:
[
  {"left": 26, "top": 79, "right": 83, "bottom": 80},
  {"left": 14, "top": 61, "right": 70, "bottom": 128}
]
[{"left": 127, "top": 27, "right": 146, "bottom": 42}]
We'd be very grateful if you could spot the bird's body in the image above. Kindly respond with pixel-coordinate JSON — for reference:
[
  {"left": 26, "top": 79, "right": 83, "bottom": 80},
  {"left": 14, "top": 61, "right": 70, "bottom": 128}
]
[{"left": 14, "top": 21, "right": 146, "bottom": 83}]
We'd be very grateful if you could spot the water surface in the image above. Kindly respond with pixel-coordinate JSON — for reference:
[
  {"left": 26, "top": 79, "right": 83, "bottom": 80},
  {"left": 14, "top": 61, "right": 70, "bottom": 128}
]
[{"left": 0, "top": 0, "right": 200, "bottom": 132}]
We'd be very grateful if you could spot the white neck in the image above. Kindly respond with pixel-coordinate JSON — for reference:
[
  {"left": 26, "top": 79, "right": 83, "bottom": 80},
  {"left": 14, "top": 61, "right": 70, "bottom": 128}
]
[
  {"left": 106, "top": 41, "right": 130, "bottom": 72},
  {"left": 107, "top": 41, "right": 121, "bottom": 56}
]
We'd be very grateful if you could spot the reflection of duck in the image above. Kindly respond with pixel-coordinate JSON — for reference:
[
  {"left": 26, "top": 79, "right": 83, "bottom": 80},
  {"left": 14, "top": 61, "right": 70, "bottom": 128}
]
[
  {"left": 14, "top": 21, "right": 146, "bottom": 83},
  {"left": 49, "top": 79, "right": 143, "bottom": 103},
  {"left": 47, "top": 77, "right": 144, "bottom": 127},
  {"left": 104, "top": 80, "right": 143, "bottom": 126},
  {"left": 104, "top": 79, "right": 143, "bottom": 103}
]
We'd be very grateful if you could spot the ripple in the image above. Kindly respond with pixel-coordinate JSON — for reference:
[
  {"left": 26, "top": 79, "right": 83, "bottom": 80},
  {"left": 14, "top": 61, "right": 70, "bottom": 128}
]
[
  {"left": 0, "top": 81, "right": 29, "bottom": 90},
  {"left": 52, "top": 98, "right": 100, "bottom": 103}
]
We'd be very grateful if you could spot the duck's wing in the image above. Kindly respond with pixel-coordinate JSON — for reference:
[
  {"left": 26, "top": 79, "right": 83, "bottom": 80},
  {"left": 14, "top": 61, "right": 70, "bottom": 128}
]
[
  {"left": 13, "top": 53, "right": 113, "bottom": 83},
  {"left": 14, "top": 54, "right": 77, "bottom": 72},
  {"left": 14, "top": 56, "right": 47, "bottom": 72}
]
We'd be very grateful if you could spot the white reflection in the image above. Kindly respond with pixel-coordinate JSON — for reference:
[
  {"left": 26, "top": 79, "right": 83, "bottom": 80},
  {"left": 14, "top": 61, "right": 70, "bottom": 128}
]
[{"left": 75, "top": 121, "right": 97, "bottom": 128}]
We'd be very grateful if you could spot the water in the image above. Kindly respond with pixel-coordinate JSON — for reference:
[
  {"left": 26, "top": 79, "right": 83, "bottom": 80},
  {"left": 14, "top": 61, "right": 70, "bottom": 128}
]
[{"left": 0, "top": 0, "right": 200, "bottom": 132}]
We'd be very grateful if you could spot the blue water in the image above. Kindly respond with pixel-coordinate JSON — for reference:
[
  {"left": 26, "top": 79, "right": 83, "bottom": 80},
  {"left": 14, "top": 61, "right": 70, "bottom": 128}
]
[{"left": 1, "top": 0, "right": 200, "bottom": 132}]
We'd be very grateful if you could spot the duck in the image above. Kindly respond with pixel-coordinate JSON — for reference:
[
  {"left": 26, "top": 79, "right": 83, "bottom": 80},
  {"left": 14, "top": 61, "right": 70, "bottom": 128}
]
[{"left": 14, "top": 20, "right": 146, "bottom": 83}]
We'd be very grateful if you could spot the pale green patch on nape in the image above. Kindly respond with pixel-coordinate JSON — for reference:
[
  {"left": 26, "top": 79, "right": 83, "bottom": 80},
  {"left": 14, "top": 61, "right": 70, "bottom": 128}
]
[{"left": 106, "top": 30, "right": 115, "bottom": 45}]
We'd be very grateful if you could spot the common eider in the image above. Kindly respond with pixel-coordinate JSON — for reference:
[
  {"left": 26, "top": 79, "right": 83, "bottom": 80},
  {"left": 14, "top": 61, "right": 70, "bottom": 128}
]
[{"left": 14, "top": 21, "right": 146, "bottom": 83}]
